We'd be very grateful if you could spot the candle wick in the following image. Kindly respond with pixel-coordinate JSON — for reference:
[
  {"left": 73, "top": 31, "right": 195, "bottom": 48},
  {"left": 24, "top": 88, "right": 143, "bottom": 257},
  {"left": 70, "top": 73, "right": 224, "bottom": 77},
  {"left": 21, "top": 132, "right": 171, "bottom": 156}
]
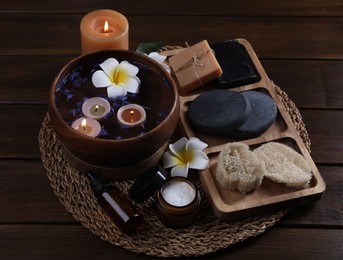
[
  {"left": 95, "top": 105, "right": 99, "bottom": 113},
  {"left": 130, "top": 110, "right": 134, "bottom": 117}
]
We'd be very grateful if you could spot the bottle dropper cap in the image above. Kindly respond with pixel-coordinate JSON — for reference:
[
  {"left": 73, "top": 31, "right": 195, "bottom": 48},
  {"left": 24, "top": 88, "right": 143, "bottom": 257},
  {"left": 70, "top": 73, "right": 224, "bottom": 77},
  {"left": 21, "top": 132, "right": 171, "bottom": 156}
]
[{"left": 86, "top": 171, "right": 112, "bottom": 197}]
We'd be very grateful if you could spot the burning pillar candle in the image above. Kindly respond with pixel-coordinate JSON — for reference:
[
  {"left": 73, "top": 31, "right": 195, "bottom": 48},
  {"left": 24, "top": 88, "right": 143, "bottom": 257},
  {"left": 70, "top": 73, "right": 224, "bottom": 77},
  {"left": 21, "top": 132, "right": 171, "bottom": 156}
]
[
  {"left": 80, "top": 9, "right": 129, "bottom": 55},
  {"left": 82, "top": 97, "right": 111, "bottom": 119},
  {"left": 71, "top": 117, "right": 101, "bottom": 137},
  {"left": 117, "top": 104, "right": 146, "bottom": 127}
]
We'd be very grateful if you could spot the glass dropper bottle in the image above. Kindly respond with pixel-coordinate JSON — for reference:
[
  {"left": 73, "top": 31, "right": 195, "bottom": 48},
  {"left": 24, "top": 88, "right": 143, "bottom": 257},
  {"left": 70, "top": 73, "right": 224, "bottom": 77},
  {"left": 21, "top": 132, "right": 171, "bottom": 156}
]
[{"left": 86, "top": 171, "right": 143, "bottom": 234}]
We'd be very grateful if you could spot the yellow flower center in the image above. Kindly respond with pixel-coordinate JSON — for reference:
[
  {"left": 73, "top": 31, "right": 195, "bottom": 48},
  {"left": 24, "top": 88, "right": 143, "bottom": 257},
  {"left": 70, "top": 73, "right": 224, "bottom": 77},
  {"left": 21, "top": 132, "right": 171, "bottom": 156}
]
[
  {"left": 179, "top": 149, "right": 195, "bottom": 164},
  {"left": 112, "top": 67, "right": 129, "bottom": 85}
]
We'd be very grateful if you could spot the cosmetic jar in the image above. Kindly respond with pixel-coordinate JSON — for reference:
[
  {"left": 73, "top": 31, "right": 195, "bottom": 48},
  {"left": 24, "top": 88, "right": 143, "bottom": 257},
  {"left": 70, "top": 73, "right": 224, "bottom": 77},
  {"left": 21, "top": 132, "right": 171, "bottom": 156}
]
[{"left": 156, "top": 177, "right": 200, "bottom": 228}]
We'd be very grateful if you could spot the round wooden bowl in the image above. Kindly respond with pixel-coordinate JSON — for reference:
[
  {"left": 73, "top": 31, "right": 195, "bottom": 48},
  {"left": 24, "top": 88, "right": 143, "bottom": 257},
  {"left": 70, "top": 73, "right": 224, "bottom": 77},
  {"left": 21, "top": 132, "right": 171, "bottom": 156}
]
[{"left": 48, "top": 50, "right": 179, "bottom": 178}]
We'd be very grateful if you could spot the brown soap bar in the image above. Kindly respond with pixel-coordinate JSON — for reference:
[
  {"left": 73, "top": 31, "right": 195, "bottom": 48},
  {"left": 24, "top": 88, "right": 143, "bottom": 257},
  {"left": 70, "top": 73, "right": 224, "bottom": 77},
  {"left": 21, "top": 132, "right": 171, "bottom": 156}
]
[{"left": 169, "top": 40, "right": 223, "bottom": 93}]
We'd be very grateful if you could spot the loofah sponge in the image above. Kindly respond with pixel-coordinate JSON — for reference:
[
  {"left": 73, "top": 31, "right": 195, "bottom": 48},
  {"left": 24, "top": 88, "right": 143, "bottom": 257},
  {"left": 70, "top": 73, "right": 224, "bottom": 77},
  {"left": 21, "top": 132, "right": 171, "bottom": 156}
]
[
  {"left": 254, "top": 142, "right": 312, "bottom": 188},
  {"left": 215, "top": 142, "right": 265, "bottom": 193}
]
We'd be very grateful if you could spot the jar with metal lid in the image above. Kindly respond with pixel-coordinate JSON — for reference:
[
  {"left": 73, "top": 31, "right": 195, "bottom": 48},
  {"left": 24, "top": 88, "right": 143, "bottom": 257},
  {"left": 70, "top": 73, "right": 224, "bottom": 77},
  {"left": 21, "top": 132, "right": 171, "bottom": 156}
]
[{"left": 156, "top": 176, "right": 201, "bottom": 228}]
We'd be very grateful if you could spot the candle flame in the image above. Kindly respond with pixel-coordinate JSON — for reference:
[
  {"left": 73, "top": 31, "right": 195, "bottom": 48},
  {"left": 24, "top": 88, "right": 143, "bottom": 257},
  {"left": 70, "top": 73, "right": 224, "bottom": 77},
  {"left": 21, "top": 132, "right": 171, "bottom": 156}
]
[
  {"left": 130, "top": 110, "right": 135, "bottom": 116},
  {"left": 104, "top": 21, "right": 109, "bottom": 33},
  {"left": 95, "top": 105, "right": 99, "bottom": 112},
  {"left": 81, "top": 118, "right": 87, "bottom": 130}
]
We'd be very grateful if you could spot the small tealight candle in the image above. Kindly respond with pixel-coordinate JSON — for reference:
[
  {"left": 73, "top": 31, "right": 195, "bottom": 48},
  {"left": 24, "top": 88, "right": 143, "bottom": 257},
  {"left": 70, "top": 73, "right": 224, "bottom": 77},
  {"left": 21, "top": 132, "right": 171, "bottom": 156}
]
[
  {"left": 162, "top": 180, "right": 196, "bottom": 207},
  {"left": 82, "top": 97, "right": 111, "bottom": 119},
  {"left": 71, "top": 117, "right": 101, "bottom": 137},
  {"left": 80, "top": 9, "right": 129, "bottom": 55},
  {"left": 117, "top": 104, "right": 146, "bottom": 127}
]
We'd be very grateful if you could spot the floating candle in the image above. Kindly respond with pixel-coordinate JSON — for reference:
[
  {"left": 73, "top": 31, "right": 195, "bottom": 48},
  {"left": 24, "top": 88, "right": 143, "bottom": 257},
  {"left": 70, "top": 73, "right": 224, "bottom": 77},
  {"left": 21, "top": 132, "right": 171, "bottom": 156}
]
[
  {"left": 80, "top": 9, "right": 129, "bottom": 55},
  {"left": 71, "top": 117, "right": 101, "bottom": 137},
  {"left": 82, "top": 97, "right": 111, "bottom": 119},
  {"left": 117, "top": 104, "right": 146, "bottom": 127}
]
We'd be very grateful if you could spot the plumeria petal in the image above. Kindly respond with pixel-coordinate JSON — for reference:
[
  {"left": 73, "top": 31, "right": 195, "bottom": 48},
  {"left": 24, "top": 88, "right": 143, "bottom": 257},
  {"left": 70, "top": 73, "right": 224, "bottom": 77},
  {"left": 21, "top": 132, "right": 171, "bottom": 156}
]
[
  {"left": 107, "top": 85, "right": 127, "bottom": 98},
  {"left": 118, "top": 61, "right": 139, "bottom": 76},
  {"left": 189, "top": 150, "right": 209, "bottom": 170},
  {"left": 162, "top": 137, "right": 209, "bottom": 177},
  {"left": 92, "top": 58, "right": 141, "bottom": 98},
  {"left": 99, "top": 58, "right": 119, "bottom": 81},
  {"left": 92, "top": 70, "right": 113, "bottom": 88},
  {"left": 186, "top": 137, "right": 208, "bottom": 152},
  {"left": 162, "top": 151, "right": 182, "bottom": 169},
  {"left": 148, "top": 52, "right": 167, "bottom": 64},
  {"left": 148, "top": 52, "right": 170, "bottom": 73},
  {"left": 168, "top": 137, "right": 188, "bottom": 159},
  {"left": 123, "top": 75, "right": 141, "bottom": 93},
  {"left": 171, "top": 162, "right": 190, "bottom": 178}
]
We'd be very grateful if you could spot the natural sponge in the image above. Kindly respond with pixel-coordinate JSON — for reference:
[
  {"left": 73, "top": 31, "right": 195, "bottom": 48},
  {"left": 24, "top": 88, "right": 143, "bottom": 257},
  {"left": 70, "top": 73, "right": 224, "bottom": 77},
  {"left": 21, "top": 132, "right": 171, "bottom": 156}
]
[
  {"left": 215, "top": 142, "right": 265, "bottom": 193},
  {"left": 254, "top": 142, "right": 312, "bottom": 188}
]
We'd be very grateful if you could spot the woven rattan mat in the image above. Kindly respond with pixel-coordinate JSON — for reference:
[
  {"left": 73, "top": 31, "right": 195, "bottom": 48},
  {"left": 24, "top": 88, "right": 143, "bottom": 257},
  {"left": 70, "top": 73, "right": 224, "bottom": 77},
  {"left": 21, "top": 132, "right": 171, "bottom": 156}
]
[{"left": 38, "top": 82, "right": 310, "bottom": 257}]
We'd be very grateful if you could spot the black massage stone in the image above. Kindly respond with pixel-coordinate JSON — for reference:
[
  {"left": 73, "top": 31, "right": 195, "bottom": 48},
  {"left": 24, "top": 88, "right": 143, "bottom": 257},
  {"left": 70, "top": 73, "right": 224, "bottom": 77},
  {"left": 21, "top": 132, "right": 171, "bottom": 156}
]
[
  {"left": 230, "top": 90, "right": 278, "bottom": 139},
  {"left": 211, "top": 39, "right": 261, "bottom": 88},
  {"left": 187, "top": 89, "right": 251, "bottom": 134}
]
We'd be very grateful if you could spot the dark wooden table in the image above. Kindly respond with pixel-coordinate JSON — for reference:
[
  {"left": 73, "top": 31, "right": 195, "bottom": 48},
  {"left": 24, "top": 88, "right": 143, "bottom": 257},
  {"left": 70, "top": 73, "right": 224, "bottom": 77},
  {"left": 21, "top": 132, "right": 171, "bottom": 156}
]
[{"left": 1, "top": 1, "right": 342, "bottom": 259}]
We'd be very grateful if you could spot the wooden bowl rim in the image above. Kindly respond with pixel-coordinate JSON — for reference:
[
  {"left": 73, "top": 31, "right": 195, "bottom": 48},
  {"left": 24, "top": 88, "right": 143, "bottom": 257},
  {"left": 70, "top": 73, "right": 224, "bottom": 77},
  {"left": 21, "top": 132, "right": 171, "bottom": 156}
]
[{"left": 49, "top": 49, "right": 179, "bottom": 144}]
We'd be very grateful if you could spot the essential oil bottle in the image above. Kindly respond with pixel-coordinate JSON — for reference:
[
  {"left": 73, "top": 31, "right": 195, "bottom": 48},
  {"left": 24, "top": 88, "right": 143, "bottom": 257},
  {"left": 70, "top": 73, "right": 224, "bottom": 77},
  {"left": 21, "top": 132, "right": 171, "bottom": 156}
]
[{"left": 87, "top": 171, "right": 143, "bottom": 234}]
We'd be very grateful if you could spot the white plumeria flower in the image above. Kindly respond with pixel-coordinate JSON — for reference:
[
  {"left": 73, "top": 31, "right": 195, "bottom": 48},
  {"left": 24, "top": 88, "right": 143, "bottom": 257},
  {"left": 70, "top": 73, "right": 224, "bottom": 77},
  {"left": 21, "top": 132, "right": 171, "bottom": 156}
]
[
  {"left": 162, "top": 137, "right": 209, "bottom": 178},
  {"left": 92, "top": 58, "right": 141, "bottom": 98},
  {"left": 147, "top": 52, "right": 171, "bottom": 73}
]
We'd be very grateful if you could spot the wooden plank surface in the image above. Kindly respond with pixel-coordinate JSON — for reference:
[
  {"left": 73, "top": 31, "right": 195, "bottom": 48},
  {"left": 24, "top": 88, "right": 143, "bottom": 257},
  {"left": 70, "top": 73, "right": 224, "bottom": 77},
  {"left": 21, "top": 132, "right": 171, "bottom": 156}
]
[
  {"left": 1, "top": 160, "right": 341, "bottom": 226},
  {"left": 1, "top": 0, "right": 342, "bottom": 17},
  {"left": 0, "top": 0, "right": 342, "bottom": 259},
  {"left": 282, "top": 166, "right": 343, "bottom": 226},
  {"left": 0, "top": 104, "right": 46, "bottom": 158},
  {"left": 0, "top": 160, "right": 74, "bottom": 223},
  {"left": 0, "top": 225, "right": 341, "bottom": 259},
  {"left": 1, "top": 57, "right": 343, "bottom": 110},
  {"left": 0, "top": 15, "right": 342, "bottom": 59},
  {"left": 1, "top": 104, "right": 342, "bottom": 164}
]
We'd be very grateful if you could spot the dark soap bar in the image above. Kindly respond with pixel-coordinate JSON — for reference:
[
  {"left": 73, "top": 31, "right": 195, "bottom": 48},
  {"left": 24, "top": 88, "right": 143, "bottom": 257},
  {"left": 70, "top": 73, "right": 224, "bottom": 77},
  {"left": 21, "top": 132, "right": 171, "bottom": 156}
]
[
  {"left": 230, "top": 90, "right": 277, "bottom": 139},
  {"left": 187, "top": 89, "right": 251, "bottom": 134},
  {"left": 211, "top": 39, "right": 261, "bottom": 88}
]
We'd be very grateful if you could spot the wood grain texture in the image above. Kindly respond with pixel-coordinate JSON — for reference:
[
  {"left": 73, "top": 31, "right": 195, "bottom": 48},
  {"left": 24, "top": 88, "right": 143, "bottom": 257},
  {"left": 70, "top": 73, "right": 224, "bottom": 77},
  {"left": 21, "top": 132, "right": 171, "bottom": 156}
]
[
  {"left": 0, "top": 160, "right": 340, "bottom": 225},
  {"left": 2, "top": 58, "right": 343, "bottom": 109},
  {"left": 0, "top": 104, "right": 46, "bottom": 158},
  {"left": 0, "top": 160, "right": 74, "bottom": 223},
  {"left": 1, "top": 0, "right": 342, "bottom": 17},
  {"left": 0, "top": 0, "right": 342, "bottom": 258},
  {"left": 0, "top": 14, "right": 342, "bottom": 59},
  {"left": 0, "top": 225, "right": 341, "bottom": 259},
  {"left": 282, "top": 166, "right": 343, "bottom": 226},
  {"left": 0, "top": 105, "right": 342, "bottom": 164}
]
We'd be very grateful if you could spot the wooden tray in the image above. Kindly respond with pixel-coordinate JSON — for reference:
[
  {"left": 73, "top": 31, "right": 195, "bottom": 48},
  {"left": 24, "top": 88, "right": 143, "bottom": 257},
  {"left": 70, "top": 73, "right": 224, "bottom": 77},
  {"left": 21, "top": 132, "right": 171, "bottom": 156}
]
[{"left": 176, "top": 38, "right": 326, "bottom": 220}]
